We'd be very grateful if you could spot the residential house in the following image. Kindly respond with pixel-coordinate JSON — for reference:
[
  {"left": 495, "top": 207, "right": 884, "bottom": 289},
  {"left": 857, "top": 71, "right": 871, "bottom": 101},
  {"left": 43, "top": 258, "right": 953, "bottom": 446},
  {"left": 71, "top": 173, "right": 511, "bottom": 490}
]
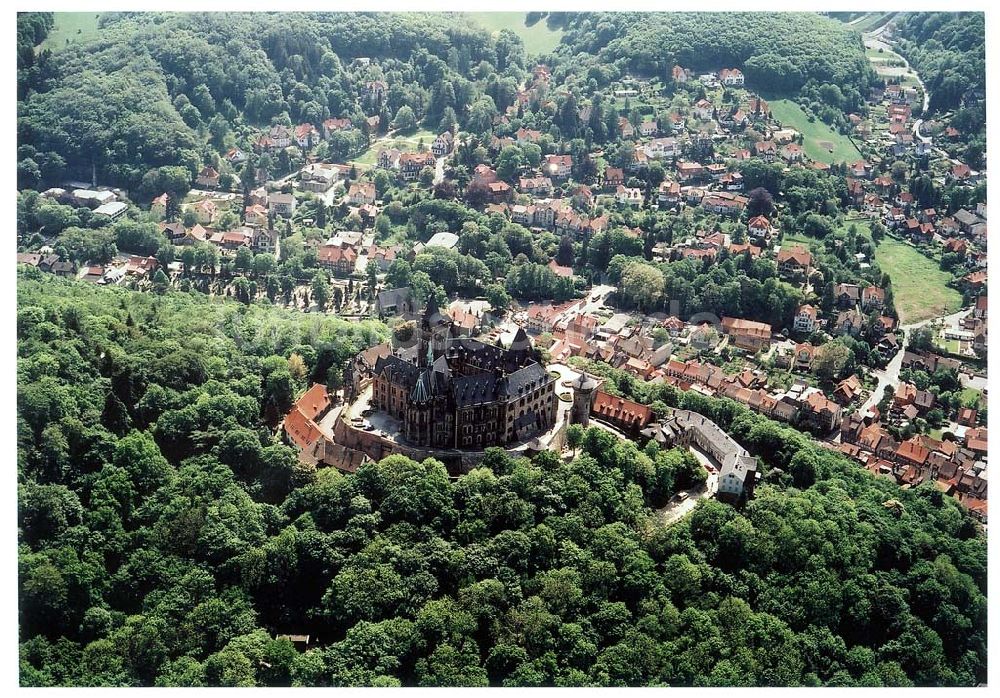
[
  {"left": 747, "top": 215, "right": 772, "bottom": 243},
  {"left": 604, "top": 167, "right": 624, "bottom": 188},
  {"left": 269, "top": 192, "right": 297, "bottom": 218},
  {"left": 616, "top": 185, "right": 643, "bottom": 206},
  {"left": 803, "top": 391, "right": 843, "bottom": 433},
  {"left": 245, "top": 204, "right": 269, "bottom": 227},
  {"left": 515, "top": 127, "right": 542, "bottom": 144},
  {"left": 317, "top": 243, "right": 358, "bottom": 276},
  {"left": 834, "top": 375, "right": 862, "bottom": 405},
  {"left": 268, "top": 124, "right": 293, "bottom": 149},
  {"left": 834, "top": 309, "right": 865, "bottom": 337},
  {"left": 657, "top": 180, "right": 681, "bottom": 206},
  {"left": 487, "top": 181, "right": 512, "bottom": 203},
  {"left": 793, "top": 342, "right": 816, "bottom": 371},
  {"left": 225, "top": 147, "right": 247, "bottom": 165},
  {"left": 347, "top": 181, "right": 376, "bottom": 206},
  {"left": 431, "top": 131, "right": 453, "bottom": 156},
  {"left": 151, "top": 193, "right": 169, "bottom": 220},
  {"left": 794, "top": 304, "right": 817, "bottom": 334},
  {"left": 544, "top": 154, "right": 573, "bottom": 179},
  {"left": 399, "top": 152, "right": 436, "bottom": 181},
  {"left": 781, "top": 143, "right": 804, "bottom": 162},
  {"left": 618, "top": 117, "right": 635, "bottom": 140},
  {"left": 693, "top": 99, "right": 714, "bottom": 121},
  {"left": 295, "top": 123, "right": 318, "bottom": 148},
  {"left": 701, "top": 192, "right": 748, "bottom": 216},
  {"left": 721, "top": 317, "right": 772, "bottom": 352},
  {"left": 776, "top": 245, "right": 812, "bottom": 282},
  {"left": 322, "top": 117, "right": 353, "bottom": 138},
  {"left": 300, "top": 163, "right": 339, "bottom": 192},
  {"left": 835, "top": 283, "right": 861, "bottom": 309},
  {"left": 519, "top": 176, "right": 553, "bottom": 196},
  {"left": 719, "top": 68, "right": 745, "bottom": 86},
  {"left": 252, "top": 227, "right": 277, "bottom": 254},
  {"left": 861, "top": 286, "right": 885, "bottom": 311},
  {"left": 676, "top": 161, "right": 705, "bottom": 183},
  {"left": 755, "top": 140, "right": 777, "bottom": 162},
  {"left": 377, "top": 148, "right": 401, "bottom": 170},
  {"left": 192, "top": 199, "right": 217, "bottom": 225},
  {"left": 720, "top": 172, "right": 744, "bottom": 190},
  {"left": 195, "top": 166, "right": 220, "bottom": 188}
]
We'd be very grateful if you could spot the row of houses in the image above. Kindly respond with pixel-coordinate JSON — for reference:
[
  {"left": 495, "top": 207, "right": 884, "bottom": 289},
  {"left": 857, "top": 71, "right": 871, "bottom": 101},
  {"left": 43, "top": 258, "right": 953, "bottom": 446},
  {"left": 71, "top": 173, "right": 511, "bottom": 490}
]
[{"left": 839, "top": 412, "right": 987, "bottom": 521}]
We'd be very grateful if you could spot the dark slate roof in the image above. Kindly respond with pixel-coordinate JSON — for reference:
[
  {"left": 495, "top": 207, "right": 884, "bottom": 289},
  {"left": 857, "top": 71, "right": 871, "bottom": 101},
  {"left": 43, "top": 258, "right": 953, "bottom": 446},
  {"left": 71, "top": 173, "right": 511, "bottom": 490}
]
[
  {"left": 453, "top": 373, "right": 498, "bottom": 407},
  {"left": 374, "top": 354, "right": 421, "bottom": 386},
  {"left": 501, "top": 362, "right": 550, "bottom": 398},
  {"left": 376, "top": 286, "right": 413, "bottom": 308},
  {"left": 508, "top": 326, "right": 531, "bottom": 352},
  {"left": 571, "top": 372, "right": 599, "bottom": 391}
]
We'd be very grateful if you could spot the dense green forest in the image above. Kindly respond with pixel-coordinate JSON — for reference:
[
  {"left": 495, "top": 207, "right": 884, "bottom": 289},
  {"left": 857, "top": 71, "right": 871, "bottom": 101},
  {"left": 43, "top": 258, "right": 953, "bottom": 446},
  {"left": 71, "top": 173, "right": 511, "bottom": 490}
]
[
  {"left": 893, "top": 13, "right": 985, "bottom": 166},
  {"left": 18, "top": 272, "right": 986, "bottom": 686},
  {"left": 17, "top": 11, "right": 881, "bottom": 191},
  {"left": 17, "top": 11, "right": 528, "bottom": 189},
  {"left": 554, "top": 12, "right": 876, "bottom": 96},
  {"left": 894, "top": 13, "right": 985, "bottom": 113}
]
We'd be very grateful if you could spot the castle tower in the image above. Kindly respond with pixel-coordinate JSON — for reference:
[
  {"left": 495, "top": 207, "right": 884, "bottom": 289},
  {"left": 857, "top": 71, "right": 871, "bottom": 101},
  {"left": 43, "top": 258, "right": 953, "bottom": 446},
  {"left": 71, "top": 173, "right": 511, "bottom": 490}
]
[
  {"left": 506, "top": 326, "right": 532, "bottom": 365},
  {"left": 418, "top": 294, "right": 451, "bottom": 364},
  {"left": 570, "top": 372, "right": 599, "bottom": 426}
]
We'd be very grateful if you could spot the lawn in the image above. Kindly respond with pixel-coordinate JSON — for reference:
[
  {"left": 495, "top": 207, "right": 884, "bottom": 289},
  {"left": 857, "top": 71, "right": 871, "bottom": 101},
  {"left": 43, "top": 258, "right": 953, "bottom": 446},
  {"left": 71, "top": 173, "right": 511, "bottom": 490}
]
[
  {"left": 781, "top": 232, "right": 825, "bottom": 254},
  {"left": 38, "top": 12, "right": 102, "bottom": 52},
  {"left": 874, "top": 238, "right": 963, "bottom": 325},
  {"left": 960, "top": 387, "right": 983, "bottom": 408},
  {"left": 849, "top": 12, "right": 897, "bottom": 33},
  {"left": 347, "top": 129, "right": 438, "bottom": 168},
  {"left": 464, "top": 12, "right": 564, "bottom": 55},
  {"left": 767, "top": 99, "right": 861, "bottom": 164}
]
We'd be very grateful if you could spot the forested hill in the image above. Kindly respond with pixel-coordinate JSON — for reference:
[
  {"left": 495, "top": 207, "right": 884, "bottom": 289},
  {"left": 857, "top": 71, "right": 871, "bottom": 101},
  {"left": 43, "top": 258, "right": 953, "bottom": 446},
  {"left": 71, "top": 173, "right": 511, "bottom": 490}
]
[
  {"left": 893, "top": 12, "right": 985, "bottom": 113},
  {"left": 553, "top": 12, "right": 876, "bottom": 96},
  {"left": 17, "top": 12, "right": 528, "bottom": 189},
  {"left": 18, "top": 272, "right": 987, "bottom": 686}
]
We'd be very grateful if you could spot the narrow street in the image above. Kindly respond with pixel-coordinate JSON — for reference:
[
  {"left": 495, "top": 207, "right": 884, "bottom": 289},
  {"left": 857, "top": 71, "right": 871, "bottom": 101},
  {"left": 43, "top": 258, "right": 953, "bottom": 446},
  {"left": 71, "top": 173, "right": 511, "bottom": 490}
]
[
  {"left": 859, "top": 306, "right": 972, "bottom": 415},
  {"left": 863, "top": 20, "right": 931, "bottom": 140},
  {"left": 433, "top": 155, "right": 446, "bottom": 185}
]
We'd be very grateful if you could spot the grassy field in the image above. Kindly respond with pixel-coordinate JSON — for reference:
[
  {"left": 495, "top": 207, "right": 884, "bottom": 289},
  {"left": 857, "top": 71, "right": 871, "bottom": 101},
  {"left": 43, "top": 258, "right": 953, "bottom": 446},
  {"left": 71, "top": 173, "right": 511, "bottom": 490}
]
[
  {"left": 767, "top": 99, "right": 861, "bottom": 164},
  {"left": 465, "top": 12, "right": 564, "bottom": 55},
  {"left": 874, "top": 238, "right": 963, "bottom": 325},
  {"left": 848, "top": 12, "right": 897, "bottom": 33},
  {"left": 38, "top": 12, "right": 102, "bottom": 52},
  {"left": 960, "top": 387, "right": 984, "bottom": 408},
  {"left": 781, "top": 232, "right": 825, "bottom": 254},
  {"left": 347, "top": 129, "right": 438, "bottom": 169}
]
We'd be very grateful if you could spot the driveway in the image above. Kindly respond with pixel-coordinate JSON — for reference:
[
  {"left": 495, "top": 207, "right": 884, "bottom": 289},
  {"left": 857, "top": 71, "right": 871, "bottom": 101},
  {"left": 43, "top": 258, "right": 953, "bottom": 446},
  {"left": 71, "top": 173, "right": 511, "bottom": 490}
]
[
  {"left": 655, "top": 446, "right": 720, "bottom": 526},
  {"left": 433, "top": 156, "right": 446, "bottom": 185}
]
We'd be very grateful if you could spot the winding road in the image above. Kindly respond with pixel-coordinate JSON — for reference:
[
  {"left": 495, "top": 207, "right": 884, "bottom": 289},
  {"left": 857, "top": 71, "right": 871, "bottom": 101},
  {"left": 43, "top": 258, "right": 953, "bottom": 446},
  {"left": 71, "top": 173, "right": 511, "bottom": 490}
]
[
  {"left": 862, "top": 20, "right": 931, "bottom": 142},
  {"left": 859, "top": 307, "right": 972, "bottom": 415}
]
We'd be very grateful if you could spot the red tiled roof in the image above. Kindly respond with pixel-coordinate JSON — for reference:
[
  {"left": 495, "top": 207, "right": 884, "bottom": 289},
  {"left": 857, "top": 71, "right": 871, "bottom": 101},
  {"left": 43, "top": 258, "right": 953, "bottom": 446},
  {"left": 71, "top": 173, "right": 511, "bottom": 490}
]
[{"left": 592, "top": 390, "right": 652, "bottom": 428}]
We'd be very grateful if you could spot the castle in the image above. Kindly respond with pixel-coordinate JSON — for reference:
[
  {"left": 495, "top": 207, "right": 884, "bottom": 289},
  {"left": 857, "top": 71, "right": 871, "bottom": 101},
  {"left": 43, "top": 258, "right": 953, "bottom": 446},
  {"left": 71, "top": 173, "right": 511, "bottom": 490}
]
[{"left": 365, "top": 298, "right": 558, "bottom": 450}]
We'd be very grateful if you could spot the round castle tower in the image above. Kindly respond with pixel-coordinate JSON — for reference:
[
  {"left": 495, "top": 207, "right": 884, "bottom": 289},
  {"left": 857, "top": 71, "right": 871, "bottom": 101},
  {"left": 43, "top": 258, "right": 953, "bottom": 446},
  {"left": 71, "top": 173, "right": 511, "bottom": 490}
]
[{"left": 570, "top": 372, "right": 600, "bottom": 426}]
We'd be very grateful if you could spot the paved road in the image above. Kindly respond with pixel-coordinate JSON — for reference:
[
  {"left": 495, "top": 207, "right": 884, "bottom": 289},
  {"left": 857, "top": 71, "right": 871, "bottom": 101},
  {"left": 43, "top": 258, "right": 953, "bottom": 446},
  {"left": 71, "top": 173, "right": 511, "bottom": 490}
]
[
  {"left": 863, "top": 20, "right": 931, "bottom": 117},
  {"left": 433, "top": 156, "right": 446, "bottom": 185},
  {"left": 859, "top": 306, "right": 973, "bottom": 415},
  {"left": 656, "top": 446, "right": 719, "bottom": 526}
]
